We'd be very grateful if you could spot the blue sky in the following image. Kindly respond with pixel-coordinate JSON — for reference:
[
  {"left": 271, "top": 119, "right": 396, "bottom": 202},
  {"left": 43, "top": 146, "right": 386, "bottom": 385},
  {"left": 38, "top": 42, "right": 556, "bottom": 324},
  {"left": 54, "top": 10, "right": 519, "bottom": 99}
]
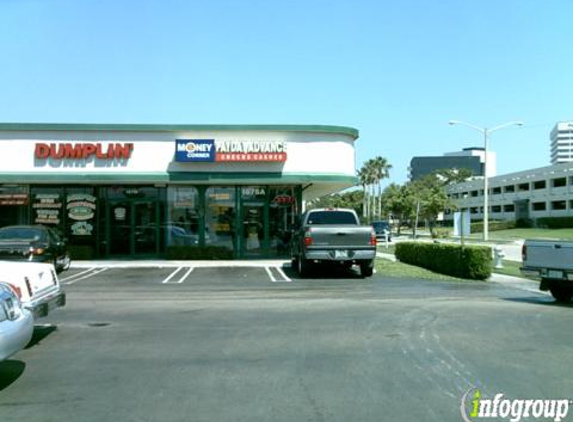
[{"left": 1, "top": 0, "right": 572, "bottom": 185}]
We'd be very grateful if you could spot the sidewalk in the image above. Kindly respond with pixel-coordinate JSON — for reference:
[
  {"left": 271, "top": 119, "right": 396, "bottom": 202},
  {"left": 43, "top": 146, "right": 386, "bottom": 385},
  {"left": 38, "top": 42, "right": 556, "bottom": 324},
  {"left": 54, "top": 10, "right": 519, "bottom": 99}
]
[{"left": 71, "top": 259, "right": 291, "bottom": 269}]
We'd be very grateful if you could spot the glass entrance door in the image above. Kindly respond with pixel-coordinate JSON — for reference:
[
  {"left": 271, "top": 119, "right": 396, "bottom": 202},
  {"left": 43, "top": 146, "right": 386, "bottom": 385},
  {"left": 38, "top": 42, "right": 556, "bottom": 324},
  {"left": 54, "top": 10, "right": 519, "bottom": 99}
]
[
  {"left": 240, "top": 187, "right": 266, "bottom": 258},
  {"left": 133, "top": 201, "right": 157, "bottom": 255},
  {"left": 109, "top": 201, "right": 131, "bottom": 255},
  {"left": 109, "top": 200, "right": 158, "bottom": 256}
]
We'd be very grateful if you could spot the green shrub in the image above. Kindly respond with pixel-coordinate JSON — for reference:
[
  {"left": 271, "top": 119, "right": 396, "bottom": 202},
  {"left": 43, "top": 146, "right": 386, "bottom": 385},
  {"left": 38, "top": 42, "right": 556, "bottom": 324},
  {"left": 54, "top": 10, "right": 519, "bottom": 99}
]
[
  {"left": 166, "top": 246, "right": 234, "bottom": 260},
  {"left": 395, "top": 242, "right": 492, "bottom": 280},
  {"left": 536, "top": 217, "right": 573, "bottom": 229},
  {"left": 516, "top": 218, "right": 533, "bottom": 228}
]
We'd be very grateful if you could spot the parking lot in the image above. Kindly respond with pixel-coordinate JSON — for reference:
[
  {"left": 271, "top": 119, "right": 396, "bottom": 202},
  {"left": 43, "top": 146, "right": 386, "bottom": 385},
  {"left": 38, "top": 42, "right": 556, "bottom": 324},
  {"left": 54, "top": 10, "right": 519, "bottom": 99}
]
[{"left": 2, "top": 265, "right": 573, "bottom": 422}]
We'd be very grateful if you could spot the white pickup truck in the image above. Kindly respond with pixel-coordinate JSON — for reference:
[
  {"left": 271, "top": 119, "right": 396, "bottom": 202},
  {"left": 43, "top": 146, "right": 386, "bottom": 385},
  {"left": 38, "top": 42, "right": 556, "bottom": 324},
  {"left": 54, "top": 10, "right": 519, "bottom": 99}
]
[
  {"left": 0, "top": 261, "right": 66, "bottom": 318},
  {"left": 521, "top": 240, "right": 573, "bottom": 302}
]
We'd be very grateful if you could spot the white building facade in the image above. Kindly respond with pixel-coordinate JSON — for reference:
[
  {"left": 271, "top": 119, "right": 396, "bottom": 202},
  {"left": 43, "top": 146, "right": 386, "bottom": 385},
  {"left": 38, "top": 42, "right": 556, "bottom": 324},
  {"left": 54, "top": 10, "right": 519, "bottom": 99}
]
[
  {"left": 446, "top": 162, "right": 573, "bottom": 222},
  {"left": 0, "top": 123, "right": 358, "bottom": 259},
  {"left": 550, "top": 121, "right": 573, "bottom": 165}
]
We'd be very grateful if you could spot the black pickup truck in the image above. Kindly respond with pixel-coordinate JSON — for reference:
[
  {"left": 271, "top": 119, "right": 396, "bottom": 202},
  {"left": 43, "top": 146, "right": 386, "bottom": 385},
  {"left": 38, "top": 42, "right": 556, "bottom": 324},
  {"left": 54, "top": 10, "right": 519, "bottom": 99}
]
[{"left": 290, "top": 208, "right": 377, "bottom": 277}]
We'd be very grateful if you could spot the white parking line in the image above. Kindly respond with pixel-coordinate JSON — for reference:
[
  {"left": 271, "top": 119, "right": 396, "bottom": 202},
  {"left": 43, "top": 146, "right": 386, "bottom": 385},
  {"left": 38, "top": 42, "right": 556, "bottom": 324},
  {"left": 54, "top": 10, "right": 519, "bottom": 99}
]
[
  {"left": 176, "top": 267, "right": 194, "bottom": 284},
  {"left": 64, "top": 267, "right": 109, "bottom": 285},
  {"left": 60, "top": 267, "right": 97, "bottom": 282},
  {"left": 275, "top": 266, "right": 292, "bottom": 282},
  {"left": 265, "top": 266, "right": 291, "bottom": 283},
  {"left": 265, "top": 266, "right": 277, "bottom": 282},
  {"left": 161, "top": 267, "right": 183, "bottom": 284}
]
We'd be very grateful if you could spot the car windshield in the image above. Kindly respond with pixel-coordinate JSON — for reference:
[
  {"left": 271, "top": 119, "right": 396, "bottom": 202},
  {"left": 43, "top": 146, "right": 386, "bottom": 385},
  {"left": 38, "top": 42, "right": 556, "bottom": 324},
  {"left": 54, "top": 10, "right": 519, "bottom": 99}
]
[
  {"left": 306, "top": 211, "right": 358, "bottom": 225},
  {"left": 0, "top": 228, "right": 44, "bottom": 242},
  {"left": 372, "top": 222, "right": 389, "bottom": 230}
]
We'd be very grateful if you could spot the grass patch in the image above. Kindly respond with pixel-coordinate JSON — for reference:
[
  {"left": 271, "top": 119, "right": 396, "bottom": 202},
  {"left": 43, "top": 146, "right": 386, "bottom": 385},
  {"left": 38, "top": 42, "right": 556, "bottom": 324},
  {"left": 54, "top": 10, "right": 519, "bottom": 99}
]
[
  {"left": 375, "top": 257, "right": 468, "bottom": 282},
  {"left": 466, "top": 228, "right": 573, "bottom": 241},
  {"left": 492, "top": 260, "right": 539, "bottom": 281},
  {"left": 376, "top": 244, "right": 396, "bottom": 255}
]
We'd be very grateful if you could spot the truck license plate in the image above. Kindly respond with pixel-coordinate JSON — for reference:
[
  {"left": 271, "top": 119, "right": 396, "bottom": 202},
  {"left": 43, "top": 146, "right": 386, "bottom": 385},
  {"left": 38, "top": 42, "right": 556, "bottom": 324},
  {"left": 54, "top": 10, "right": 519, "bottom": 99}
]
[
  {"left": 548, "top": 270, "right": 564, "bottom": 279},
  {"left": 335, "top": 250, "right": 348, "bottom": 259}
]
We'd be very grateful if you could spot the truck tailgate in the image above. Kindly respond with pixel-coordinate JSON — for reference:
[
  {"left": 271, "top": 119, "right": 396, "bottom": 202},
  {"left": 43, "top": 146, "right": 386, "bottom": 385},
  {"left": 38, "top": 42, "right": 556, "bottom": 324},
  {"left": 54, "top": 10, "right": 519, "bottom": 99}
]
[
  {"left": 525, "top": 241, "right": 573, "bottom": 271},
  {"left": 308, "top": 226, "right": 373, "bottom": 247}
]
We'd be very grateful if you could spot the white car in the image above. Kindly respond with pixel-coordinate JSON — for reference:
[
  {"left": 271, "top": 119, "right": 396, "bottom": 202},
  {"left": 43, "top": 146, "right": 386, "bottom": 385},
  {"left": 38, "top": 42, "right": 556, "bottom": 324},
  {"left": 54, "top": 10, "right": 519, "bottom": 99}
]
[
  {"left": 0, "top": 261, "right": 66, "bottom": 319},
  {"left": 0, "top": 283, "right": 34, "bottom": 361}
]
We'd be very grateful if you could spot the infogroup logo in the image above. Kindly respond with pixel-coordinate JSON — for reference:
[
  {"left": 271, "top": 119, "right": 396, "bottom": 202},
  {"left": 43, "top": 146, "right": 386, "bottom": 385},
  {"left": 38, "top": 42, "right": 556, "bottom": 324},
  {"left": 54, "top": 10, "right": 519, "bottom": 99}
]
[{"left": 460, "top": 388, "right": 571, "bottom": 422}]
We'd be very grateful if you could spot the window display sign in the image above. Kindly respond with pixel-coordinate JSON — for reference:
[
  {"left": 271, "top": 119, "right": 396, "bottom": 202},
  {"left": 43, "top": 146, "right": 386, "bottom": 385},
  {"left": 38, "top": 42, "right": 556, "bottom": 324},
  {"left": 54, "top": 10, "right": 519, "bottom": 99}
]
[
  {"left": 33, "top": 193, "right": 62, "bottom": 225},
  {"left": 0, "top": 185, "right": 28, "bottom": 206},
  {"left": 67, "top": 194, "right": 96, "bottom": 236},
  {"left": 175, "top": 139, "right": 287, "bottom": 163},
  {"left": 0, "top": 193, "right": 28, "bottom": 206}
]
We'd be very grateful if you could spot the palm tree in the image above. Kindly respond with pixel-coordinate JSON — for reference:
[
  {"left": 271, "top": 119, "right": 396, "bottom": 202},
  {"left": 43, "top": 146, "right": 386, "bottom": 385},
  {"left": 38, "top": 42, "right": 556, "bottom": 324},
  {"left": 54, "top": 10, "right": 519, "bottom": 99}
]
[
  {"left": 370, "top": 156, "right": 392, "bottom": 220},
  {"left": 357, "top": 166, "right": 370, "bottom": 222},
  {"left": 358, "top": 162, "right": 376, "bottom": 222}
]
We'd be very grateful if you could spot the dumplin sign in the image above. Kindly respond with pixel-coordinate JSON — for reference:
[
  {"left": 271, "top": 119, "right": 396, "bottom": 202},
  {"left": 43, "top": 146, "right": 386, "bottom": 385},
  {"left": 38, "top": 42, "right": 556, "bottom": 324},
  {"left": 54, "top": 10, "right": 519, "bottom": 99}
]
[{"left": 35, "top": 142, "right": 134, "bottom": 160}]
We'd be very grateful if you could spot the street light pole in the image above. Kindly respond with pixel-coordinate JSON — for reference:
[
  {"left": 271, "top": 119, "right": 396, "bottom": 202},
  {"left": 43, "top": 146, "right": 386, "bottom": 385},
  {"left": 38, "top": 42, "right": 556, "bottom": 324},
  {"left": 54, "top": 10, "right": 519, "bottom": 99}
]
[{"left": 449, "top": 120, "right": 523, "bottom": 242}]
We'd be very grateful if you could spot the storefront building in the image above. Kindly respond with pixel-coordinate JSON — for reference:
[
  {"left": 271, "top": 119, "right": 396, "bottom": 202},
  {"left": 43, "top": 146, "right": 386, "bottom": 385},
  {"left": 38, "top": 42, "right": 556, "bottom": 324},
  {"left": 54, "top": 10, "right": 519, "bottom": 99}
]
[{"left": 0, "top": 124, "right": 358, "bottom": 259}]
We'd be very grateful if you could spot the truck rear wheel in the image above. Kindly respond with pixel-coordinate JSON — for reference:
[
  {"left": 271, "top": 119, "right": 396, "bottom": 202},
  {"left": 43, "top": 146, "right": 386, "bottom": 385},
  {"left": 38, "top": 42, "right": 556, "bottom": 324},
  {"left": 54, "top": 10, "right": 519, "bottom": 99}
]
[
  {"left": 291, "top": 256, "right": 298, "bottom": 270},
  {"left": 298, "top": 258, "right": 311, "bottom": 277},
  {"left": 360, "top": 263, "right": 374, "bottom": 278},
  {"left": 549, "top": 284, "right": 573, "bottom": 303}
]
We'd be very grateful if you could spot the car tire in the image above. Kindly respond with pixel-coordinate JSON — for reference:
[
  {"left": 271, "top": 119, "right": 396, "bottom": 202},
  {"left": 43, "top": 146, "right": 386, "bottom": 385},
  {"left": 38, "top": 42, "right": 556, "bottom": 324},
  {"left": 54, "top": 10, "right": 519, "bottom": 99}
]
[
  {"left": 291, "top": 256, "right": 298, "bottom": 270},
  {"left": 360, "top": 263, "right": 374, "bottom": 278},
  {"left": 298, "top": 257, "right": 311, "bottom": 277},
  {"left": 549, "top": 284, "right": 573, "bottom": 303}
]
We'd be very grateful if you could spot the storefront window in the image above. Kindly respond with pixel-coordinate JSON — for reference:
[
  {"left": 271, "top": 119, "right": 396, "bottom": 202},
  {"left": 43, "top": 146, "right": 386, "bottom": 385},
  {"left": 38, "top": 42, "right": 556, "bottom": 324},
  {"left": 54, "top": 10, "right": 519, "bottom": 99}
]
[
  {"left": 167, "top": 187, "right": 200, "bottom": 246},
  {"left": 0, "top": 185, "right": 29, "bottom": 227},
  {"left": 205, "top": 187, "right": 236, "bottom": 252},
  {"left": 269, "top": 187, "right": 297, "bottom": 257},
  {"left": 31, "top": 187, "right": 65, "bottom": 235}
]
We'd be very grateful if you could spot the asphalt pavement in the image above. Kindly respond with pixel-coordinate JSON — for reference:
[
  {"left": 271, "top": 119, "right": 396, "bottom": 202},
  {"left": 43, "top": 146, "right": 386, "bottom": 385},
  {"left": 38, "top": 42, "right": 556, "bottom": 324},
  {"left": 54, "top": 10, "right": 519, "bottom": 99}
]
[{"left": 0, "top": 264, "right": 570, "bottom": 422}]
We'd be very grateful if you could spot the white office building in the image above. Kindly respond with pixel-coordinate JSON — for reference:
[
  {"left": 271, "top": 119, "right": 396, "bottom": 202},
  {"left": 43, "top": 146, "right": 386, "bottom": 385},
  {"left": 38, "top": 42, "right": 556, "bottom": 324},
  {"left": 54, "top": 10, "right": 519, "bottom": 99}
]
[
  {"left": 446, "top": 162, "right": 573, "bottom": 221},
  {"left": 550, "top": 121, "right": 573, "bottom": 165}
]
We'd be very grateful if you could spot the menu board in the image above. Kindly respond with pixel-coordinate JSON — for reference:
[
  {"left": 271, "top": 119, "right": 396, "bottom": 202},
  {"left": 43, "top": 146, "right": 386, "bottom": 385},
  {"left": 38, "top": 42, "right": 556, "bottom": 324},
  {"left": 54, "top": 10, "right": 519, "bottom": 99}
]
[
  {"left": 33, "top": 193, "right": 62, "bottom": 225},
  {"left": 67, "top": 194, "right": 96, "bottom": 236}
]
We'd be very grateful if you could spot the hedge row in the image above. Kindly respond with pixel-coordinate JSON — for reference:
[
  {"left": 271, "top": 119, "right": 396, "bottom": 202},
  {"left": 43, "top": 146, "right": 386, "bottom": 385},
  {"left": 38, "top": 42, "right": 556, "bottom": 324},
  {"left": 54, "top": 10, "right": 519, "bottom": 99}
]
[
  {"left": 166, "top": 246, "right": 234, "bottom": 260},
  {"left": 536, "top": 217, "right": 573, "bottom": 229},
  {"left": 395, "top": 242, "right": 492, "bottom": 280},
  {"left": 470, "top": 220, "right": 516, "bottom": 233}
]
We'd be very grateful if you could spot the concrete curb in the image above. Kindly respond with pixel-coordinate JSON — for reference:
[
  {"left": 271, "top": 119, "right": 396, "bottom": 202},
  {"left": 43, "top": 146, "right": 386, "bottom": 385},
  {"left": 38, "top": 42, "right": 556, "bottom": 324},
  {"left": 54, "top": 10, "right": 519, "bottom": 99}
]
[{"left": 71, "top": 260, "right": 291, "bottom": 269}]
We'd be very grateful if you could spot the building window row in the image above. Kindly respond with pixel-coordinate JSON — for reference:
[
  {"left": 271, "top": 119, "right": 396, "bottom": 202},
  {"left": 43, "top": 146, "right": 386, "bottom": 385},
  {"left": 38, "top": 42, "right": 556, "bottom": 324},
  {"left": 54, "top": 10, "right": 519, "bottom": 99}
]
[{"left": 450, "top": 176, "right": 573, "bottom": 199}]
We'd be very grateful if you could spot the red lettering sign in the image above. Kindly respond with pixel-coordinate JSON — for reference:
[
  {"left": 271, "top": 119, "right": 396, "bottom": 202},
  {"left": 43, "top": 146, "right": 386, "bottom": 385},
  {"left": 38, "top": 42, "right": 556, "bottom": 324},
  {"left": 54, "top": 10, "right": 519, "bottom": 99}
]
[{"left": 34, "top": 143, "right": 134, "bottom": 160}]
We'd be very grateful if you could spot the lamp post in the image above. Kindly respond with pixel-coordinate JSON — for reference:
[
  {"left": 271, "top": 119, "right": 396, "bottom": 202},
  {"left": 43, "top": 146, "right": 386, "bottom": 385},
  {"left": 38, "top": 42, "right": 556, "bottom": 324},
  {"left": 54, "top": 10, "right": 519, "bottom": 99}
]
[{"left": 448, "top": 120, "right": 523, "bottom": 241}]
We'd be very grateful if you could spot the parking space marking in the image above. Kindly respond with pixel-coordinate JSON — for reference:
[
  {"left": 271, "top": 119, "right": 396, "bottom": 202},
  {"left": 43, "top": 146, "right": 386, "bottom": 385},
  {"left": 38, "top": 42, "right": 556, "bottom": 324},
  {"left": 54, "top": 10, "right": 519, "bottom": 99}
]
[
  {"left": 265, "top": 266, "right": 291, "bottom": 283},
  {"left": 275, "top": 266, "right": 292, "bottom": 282},
  {"left": 161, "top": 267, "right": 183, "bottom": 284},
  {"left": 162, "top": 267, "right": 194, "bottom": 284},
  {"left": 60, "top": 267, "right": 97, "bottom": 283},
  {"left": 265, "top": 266, "right": 277, "bottom": 282},
  {"left": 63, "top": 267, "right": 109, "bottom": 285},
  {"left": 176, "top": 267, "right": 194, "bottom": 284}
]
